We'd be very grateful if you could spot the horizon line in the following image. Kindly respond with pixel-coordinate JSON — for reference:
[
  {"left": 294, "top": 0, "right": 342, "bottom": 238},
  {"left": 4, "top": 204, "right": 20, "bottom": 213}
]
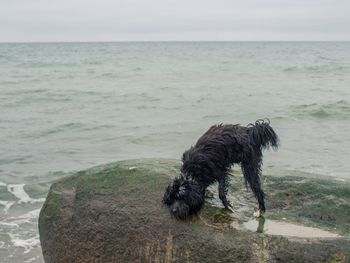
[{"left": 1, "top": 40, "right": 350, "bottom": 44}]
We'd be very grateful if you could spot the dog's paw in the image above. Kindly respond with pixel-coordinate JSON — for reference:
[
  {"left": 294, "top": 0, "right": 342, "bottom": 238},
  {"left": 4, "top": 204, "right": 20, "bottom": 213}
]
[
  {"left": 253, "top": 210, "right": 262, "bottom": 218},
  {"left": 224, "top": 207, "right": 233, "bottom": 213}
]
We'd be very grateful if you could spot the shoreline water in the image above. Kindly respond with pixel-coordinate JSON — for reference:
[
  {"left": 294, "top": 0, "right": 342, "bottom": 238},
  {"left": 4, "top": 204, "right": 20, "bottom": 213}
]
[{"left": 0, "top": 42, "right": 349, "bottom": 262}]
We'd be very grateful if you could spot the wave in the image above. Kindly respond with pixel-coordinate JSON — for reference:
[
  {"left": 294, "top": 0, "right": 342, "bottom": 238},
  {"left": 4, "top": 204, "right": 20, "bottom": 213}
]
[
  {"left": 283, "top": 65, "right": 348, "bottom": 73},
  {"left": 0, "top": 181, "right": 48, "bottom": 257},
  {"left": 16, "top": 62, "right": 79, "bottom": 68},
  {"left": 39, "top": 122, "right": 85, "bottom": 136},
  {"left": 290, "top": 100, "right": 350, "bottom": 119},
  {"left": 7, "top": 184, "right": 46, "bottom": 204},
  {"left": 2, "top": 209, "right": 42, "bottom": 255},
  {"left": 8, "top": 233, "right": 40, "bottom": 254},
  {"left": 0, "top": 200, "right": 15, "bottom": 214},
  {"left": 0, "top": 182, "right": 46, "bottom": 211}
]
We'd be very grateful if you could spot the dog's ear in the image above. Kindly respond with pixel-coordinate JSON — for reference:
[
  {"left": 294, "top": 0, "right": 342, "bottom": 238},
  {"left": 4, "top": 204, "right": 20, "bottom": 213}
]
[
  {"left": 163, "top": 176, "right": 183, "bottom": 205},
  {"left": 163, "top": 184, "right": 173, "bottom": 205},
  {"left": 184, "top": 180, "right": 205, "bottom": 211}
]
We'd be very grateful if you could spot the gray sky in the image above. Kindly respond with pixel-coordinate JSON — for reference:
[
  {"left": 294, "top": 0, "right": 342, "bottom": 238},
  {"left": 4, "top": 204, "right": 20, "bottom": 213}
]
[{"left": 1, "top": 0, "right": 349, "bottom": 42}]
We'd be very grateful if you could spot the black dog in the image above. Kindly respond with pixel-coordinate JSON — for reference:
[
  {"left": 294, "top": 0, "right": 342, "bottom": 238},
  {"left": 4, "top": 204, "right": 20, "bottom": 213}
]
[{"left": 163, "top": 119, "right": 279, "bottom": 219}]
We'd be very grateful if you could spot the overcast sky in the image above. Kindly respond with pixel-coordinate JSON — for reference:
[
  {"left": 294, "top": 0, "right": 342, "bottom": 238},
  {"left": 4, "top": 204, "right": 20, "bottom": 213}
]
[{"left": 1, "top": 0, "right": 349, "bottom": 42}]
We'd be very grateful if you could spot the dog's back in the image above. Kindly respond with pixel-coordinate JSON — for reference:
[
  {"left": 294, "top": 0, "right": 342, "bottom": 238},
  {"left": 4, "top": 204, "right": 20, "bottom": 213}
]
[
  {"left": 181, "top": 120, "right": 279, "bottom": 183},
  {"left": 196, "top": 121, "right": 278, "bottom": 151}
]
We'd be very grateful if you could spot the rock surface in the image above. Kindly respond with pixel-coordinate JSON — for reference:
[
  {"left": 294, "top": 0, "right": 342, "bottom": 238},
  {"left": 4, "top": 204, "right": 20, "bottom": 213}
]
[{"left": 39, "top": 159, "right": 350, "bottom": 263}]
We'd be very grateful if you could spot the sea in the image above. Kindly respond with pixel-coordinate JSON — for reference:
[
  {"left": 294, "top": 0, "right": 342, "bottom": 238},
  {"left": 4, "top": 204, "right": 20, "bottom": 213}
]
[{"left": 0, "top": 42, "right": 349, "bottom": 262}]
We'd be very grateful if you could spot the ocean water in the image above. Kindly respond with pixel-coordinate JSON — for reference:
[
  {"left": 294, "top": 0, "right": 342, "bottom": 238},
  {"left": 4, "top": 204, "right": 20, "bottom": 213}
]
[{"left": 0, "top": 42, "right": 349, "bottom": 262}]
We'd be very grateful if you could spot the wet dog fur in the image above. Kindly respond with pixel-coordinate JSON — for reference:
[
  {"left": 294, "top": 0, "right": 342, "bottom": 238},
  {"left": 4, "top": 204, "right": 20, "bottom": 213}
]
[{"left": 163, "top": 119, "right": 279, "bottom": 219}]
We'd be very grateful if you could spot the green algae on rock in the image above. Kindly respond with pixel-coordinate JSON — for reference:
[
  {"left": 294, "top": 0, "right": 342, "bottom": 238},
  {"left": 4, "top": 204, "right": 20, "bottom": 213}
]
[{"left": 39, "top": 159, "right": 350, "bottom": 263}]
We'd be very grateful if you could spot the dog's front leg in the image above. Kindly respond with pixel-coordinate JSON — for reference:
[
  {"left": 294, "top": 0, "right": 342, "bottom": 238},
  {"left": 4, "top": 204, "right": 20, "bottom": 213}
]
[{"left": 218, "top": 176, "right": 233, "bottom": 210}]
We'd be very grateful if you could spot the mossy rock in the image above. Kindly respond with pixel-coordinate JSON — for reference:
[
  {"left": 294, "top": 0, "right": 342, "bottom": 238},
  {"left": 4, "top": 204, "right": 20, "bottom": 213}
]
[{"left": 39, "top": 159, "right": 350, "bottom": 263}]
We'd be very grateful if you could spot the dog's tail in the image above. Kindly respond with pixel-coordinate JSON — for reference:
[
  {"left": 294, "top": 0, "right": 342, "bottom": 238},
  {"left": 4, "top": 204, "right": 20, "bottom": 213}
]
[{"left": 247, "top": 119, "right": 279, "bottom": 150}]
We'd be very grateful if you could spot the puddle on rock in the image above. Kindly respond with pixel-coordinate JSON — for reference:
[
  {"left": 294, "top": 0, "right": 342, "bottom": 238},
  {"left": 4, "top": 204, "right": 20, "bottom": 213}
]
[{"left": 241, "top": 218, "right": 340, "bottom": 238}]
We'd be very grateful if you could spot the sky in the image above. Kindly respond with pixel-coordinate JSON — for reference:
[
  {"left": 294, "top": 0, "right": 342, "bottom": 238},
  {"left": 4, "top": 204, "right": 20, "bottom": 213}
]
[{"left": 0, "top": 0, "right": 349, "bottom": 42}]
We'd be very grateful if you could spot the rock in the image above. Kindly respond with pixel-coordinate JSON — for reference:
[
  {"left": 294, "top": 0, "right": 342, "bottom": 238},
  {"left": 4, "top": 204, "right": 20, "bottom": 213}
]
[{"left": 39, "top": 159, "right": 350, "bottom": 263}]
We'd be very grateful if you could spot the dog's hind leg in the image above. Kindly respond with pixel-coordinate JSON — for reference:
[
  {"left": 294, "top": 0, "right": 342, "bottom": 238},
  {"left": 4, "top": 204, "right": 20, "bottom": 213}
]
[
  {"left": 218, "top": 175, "right": 232, "bottom": 210},
  {"left": 241, "top": 159, "right": 266, "bottom": 214}
]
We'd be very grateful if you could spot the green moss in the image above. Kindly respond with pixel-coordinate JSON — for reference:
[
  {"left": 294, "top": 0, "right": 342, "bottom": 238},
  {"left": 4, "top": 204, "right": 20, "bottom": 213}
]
[
  {"left": 328, "top": 252, "right": 348, "bottom": 263},
  {"left": 41, "top": 186, "right": 63, "bottom": 219},
  {"left": 213, "top": 209, "right": 232, "bottom": 223},
  {"left": 56, "top": 159, "right": 179, "bottom": 203},
  {"left": 263, "top": 175, "right": 350, "bottom": 235},
  {"left": 40, "top": 159, "right": 350, "bottom": 263}
]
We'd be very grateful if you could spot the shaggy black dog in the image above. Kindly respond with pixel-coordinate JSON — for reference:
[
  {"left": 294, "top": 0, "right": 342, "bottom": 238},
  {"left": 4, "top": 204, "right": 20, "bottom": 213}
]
[{"left": 163, "top": 119, "right": 279, "bottom": 219}]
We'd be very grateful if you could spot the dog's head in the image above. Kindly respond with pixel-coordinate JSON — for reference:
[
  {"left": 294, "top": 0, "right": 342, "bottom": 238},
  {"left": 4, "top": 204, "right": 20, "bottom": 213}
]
[{"left": 163, "top": 175, "right": 205, "bottom": 219}]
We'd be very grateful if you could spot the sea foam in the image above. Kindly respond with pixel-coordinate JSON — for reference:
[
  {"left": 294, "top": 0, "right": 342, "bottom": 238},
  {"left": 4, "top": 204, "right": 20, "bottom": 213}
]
[{"left": 7, "top": 184, "right": 45, "bottom": 204}]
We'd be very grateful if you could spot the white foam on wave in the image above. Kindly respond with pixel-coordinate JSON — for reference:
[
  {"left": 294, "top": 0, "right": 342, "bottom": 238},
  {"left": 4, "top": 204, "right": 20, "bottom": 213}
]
[
  {"left": 0, "top": 182, "right": 45, "bottom": 258},
  {"left": 25, "top": 256, "right": 40, "bottom": 263},
  {"left": 0, "top": 200, "right": 15, "bottom": 214},
  {"left": 6, "top": 209, "right": 41, "bottom": 224},
  {"left": 0, "top": 221, "right": 19, "bottom": 227},
  {"left": 1, "top": 183, "right": 45, "bottom": 215},
  {"left": 2, "top": 209, "right": 42, "bottom": 255},
  {"left": 8, "top": 233, "right": 40, "bottom": 254},
  {"left": 7, "top": 184, "right": 46, "bottom": 204}
]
